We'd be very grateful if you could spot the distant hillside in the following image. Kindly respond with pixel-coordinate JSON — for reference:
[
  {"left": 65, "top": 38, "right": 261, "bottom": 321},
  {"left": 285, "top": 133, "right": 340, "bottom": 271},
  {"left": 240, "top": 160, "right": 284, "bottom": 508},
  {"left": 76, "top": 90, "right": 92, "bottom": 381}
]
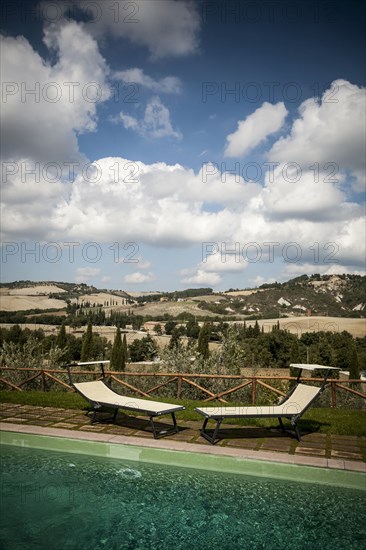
[
  {"left": 0, "top": 281, "right": 133, "bottom": 312},
  {"left": 0, "top": 275, "right": 364, "bottom": 319},
  {"left": 217, "top": 274, "right": 365, "bottom": 318},
  {"left": 0, "top": 280, "right": 96, "bottom": 292}
]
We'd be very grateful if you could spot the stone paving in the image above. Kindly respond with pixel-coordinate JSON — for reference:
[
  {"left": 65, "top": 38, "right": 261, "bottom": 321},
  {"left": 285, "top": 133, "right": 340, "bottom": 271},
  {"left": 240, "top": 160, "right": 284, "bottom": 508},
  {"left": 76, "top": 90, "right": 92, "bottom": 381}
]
[{"left": 1, "top": 402, "right": 365, "bottom": 463}]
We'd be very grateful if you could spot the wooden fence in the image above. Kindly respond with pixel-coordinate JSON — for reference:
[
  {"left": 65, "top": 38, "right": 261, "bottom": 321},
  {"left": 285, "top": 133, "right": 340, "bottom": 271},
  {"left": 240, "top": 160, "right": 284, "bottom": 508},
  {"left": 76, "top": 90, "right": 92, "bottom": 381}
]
[{"left": 1, "top": 367, "right": 365, "bottom": 408}]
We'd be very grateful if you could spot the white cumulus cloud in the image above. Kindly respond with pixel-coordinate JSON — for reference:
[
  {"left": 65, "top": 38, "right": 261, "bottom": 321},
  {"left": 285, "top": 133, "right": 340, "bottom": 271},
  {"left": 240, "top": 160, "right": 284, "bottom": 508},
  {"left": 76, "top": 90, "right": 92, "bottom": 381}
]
[
  {"left": 2, "top": 151, "right": 364, "bottom": 271},
  {"left": 261, "top": 165, "right": 361, "bottom": 222},
  {"left": 180, "top": 249, "right": 248, "bottom": 290},
  {"left": 1, "top": 20, "right": 110, "bottom": 164},
  {"left": 268, "top": 80, "right": 366, "bottom": 191},
  {"left": 124, "top": 271, "right": 155, "bottom": 284},
  {"left": 200, "top": 249, "right": 248, "bottom": 273},
  {"left": 114, "top": 68, "right": 182, "bottom": 94},
  {"left": 113, "top": 97, "right": 182, "bottom": 139},
  {"left": 42, "top": 0, "right": 201, "bottom": 59},
  {"left": 75, "top": 267, "right": 100, "bottom": 282},
  {"left": 180, "top": 268, "right": 221, "bottom": 287},
  {"left": 225, "top": 102, "right": 288, "bottom": 157}
]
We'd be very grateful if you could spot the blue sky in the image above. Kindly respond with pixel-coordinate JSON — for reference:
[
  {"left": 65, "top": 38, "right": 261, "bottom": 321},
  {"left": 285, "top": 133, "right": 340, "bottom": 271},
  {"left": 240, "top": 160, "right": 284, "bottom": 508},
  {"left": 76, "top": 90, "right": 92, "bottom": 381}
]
[{"left": 1, "top": 0, "right": 365, "bottom": 292}]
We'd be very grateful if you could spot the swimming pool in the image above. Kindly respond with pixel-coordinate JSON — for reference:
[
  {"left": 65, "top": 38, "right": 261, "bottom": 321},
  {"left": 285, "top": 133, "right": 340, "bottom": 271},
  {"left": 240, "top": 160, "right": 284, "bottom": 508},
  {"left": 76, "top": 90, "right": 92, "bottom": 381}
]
[{"left": 1, "top": 436, "right": 365, "bottom": 550}]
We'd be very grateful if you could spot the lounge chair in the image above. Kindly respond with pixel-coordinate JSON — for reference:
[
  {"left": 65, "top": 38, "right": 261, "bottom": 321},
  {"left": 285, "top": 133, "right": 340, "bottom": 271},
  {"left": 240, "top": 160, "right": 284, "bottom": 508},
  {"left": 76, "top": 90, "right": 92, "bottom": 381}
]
[
  {"left": 66, "top": 361, "right": 185, "bottom": 439},
  {"left": 195, "top": 364, "right": 339, "bottom": 444}
]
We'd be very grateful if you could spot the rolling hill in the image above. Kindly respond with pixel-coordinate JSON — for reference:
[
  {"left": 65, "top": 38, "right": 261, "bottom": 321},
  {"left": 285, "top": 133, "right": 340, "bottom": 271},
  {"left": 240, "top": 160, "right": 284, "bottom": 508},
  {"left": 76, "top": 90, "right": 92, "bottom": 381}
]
[{"left": 0, "top": 274, "right": 365, "bottom": 321}]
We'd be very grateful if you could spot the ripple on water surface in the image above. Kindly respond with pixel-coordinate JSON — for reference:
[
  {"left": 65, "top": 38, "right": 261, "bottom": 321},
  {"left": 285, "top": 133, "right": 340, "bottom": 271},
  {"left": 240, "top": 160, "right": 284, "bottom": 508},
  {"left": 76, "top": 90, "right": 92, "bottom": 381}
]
[{"left": 0, "top": 446, "right": 365, "bottom": 550}]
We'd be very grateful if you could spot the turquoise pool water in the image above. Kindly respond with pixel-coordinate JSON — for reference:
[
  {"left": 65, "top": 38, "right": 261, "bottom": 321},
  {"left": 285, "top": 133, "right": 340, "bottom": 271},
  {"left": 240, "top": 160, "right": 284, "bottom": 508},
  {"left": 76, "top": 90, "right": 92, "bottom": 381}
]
[{"left": 1, "top": 445, "right": 365, "bottom": 550}]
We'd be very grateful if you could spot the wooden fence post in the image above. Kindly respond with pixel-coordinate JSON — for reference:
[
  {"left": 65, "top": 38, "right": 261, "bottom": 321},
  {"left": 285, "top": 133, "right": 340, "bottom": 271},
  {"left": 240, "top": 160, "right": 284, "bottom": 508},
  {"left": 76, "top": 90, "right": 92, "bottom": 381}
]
[
  {"left": 251, "top": 378, "right": 256, "bottom": 404},
  {"left": 331, "top": 381, "right": 337, "bottom": 408},
  {"left": 177, "top": 376, "right": 182, "bottom": 399}
]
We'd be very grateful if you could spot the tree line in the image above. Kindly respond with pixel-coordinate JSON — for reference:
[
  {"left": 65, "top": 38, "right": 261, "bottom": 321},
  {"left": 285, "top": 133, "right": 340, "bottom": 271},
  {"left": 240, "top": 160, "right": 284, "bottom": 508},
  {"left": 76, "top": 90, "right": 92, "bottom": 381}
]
[{"left": 0, "top": 322, "right": 363, "bottom": 380}]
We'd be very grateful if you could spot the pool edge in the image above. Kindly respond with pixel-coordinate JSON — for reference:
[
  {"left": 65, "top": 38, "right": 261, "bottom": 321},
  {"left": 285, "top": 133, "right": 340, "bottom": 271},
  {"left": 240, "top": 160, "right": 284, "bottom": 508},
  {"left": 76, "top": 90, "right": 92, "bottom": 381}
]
[{"left": 1, "top": 423, "right": 365, "bottom": 489}]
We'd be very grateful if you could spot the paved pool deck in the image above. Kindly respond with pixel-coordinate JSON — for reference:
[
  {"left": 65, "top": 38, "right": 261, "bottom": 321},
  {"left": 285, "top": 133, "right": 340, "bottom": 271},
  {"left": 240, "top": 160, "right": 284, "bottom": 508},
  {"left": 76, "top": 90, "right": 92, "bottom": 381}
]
[{"left": 1, "top": 403, "right": 365, "bottom": 473}]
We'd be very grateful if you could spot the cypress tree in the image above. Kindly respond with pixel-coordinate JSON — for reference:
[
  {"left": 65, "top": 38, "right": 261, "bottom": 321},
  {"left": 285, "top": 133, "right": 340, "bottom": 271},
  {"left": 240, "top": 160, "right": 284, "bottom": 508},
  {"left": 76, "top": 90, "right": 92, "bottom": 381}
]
[
  {"left": 123, "top": 334, "right": 128, "bottom": 363},
  {"left": 81, "top": 321, "right": 94, "bottom": 361},
  {"left": 186, "top": 320, "right": 200, "bottom": 339},
  {"left": 111, "top": 326, "right": 125, "bottom": 371},
  {"left": 349, "top": 343, "right": 360, "bottom": 387},
  {"left": 289, "top": 340, "right": 300, "bottom": 363},
  {"left": 56, "top": 323, "right": 67, "bottom": 349},
  {"left": 197, "top": 323, "right": 211, "bottom": 360},
  {"left": 169, "top": 328, "right": 181, "bottom": 350}
]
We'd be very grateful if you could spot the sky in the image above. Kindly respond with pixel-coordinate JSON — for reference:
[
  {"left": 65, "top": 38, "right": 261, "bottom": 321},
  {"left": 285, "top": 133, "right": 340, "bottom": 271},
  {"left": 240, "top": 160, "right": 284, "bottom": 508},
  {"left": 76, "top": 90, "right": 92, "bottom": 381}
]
[{"left": 1, "top": 0, "right": 365, "bottom": 292}]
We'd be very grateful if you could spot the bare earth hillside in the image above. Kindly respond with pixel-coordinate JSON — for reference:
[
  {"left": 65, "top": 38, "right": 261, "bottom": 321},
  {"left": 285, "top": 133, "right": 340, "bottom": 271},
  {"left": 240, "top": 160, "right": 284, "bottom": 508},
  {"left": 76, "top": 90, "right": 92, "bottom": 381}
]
[
  {"left": 0, "top": 285, "right": 128, "bottom": 312},
  {"left": 0, "top": 296, "right": 67, "bottom": 311},
  {"left": 244, "top": 316, "right": 366, "bottom": 338},
  {"left": 7, "top": 285, "right": 66, "bottom": 295},
  {"left": 71, "top": 293, "right": 128, "bottom": 307},
  {"left": 134, "top": 300, "right": 219, "bottom": 318},
  {"left": 0, "top": 286, "right": 67, "bottom": 311}
]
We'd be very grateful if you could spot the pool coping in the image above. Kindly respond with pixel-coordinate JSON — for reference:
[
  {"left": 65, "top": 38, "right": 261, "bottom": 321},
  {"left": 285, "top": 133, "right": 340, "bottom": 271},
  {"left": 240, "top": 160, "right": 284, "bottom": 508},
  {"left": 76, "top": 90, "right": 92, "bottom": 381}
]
[{"left": 1, "top": 422, "right": 365, "bottom": 474}]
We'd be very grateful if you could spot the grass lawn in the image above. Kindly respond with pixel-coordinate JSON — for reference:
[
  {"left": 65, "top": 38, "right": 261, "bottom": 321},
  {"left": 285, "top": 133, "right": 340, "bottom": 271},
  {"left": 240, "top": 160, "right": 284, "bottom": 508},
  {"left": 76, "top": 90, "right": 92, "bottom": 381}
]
[{"left": 1, "top": 390, "right": 365, "bottom": 437}]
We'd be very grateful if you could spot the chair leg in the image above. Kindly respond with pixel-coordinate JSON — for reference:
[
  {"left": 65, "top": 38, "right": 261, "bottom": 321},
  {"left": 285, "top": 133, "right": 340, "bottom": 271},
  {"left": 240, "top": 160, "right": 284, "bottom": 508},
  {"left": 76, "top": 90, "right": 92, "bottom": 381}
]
[
  {"left": 150, "top": 416, "right": 158, "bottom": 439},
  {"left": 279, "top": 416, "right": 302, "bottom": 440},
  {"left": 202, "top": 417, "right": 208, "bottom": 433},
  {"left": 200, "top": 418, "right": 222, "bottom": 445},
  {"left": 171, "top": 412, "right": 178, "bottom": 433},
  {"left": 90, "top": 407, "right": 118, "bottom": 425},
  {"left": 278, "top": 417, "right": 286, "bottom": 434},
  {"left": 149, "top": 413, "right": 179, "bottom": 439},
  {"left": 293, "top": 423, "right": 301, "bottom": 441},
  {"left": 291, "top": 416, "right": 301, "bottom": 441},
  {"left": 211, "top": 419, "right": 222, "bottom": 444}
]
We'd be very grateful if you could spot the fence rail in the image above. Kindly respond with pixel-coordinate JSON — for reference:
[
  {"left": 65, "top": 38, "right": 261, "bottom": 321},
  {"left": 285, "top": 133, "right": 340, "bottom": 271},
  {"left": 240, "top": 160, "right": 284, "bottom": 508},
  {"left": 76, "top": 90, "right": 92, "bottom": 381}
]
[{"left": 1, "top": 367, "right": 365, "bottom": 408}]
